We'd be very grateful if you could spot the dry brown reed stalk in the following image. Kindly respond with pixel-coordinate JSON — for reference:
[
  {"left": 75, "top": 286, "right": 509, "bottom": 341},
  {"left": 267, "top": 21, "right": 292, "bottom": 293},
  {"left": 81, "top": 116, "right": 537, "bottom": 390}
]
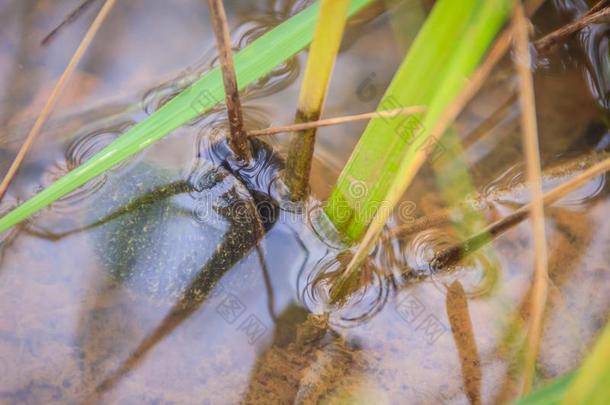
[
  {"left": 462, "top": 92, "right": 518, "bottom": 148},
  {"left": 432, "top": 155, "right": 610, "bottom": 269},
  {"left": 535, "top": 2, "right": 610, "bottom": 52},
  {"left": 513, "top": 3, "right": 549, "bottom": 394},
  {"left": 207, "top": 0, "right": 251, "bottom": 161},
  {"left": 0, "top": 0, "right": 116, "bottom": 201},
  {"left": 247, "top": 106, "right": 426, "bottom": 137}
]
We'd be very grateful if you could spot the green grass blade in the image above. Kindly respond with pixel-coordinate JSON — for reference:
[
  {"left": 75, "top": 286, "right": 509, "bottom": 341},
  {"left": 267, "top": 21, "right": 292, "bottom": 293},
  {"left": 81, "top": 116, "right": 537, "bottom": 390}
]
[
  {"left": 562, "top": 320, "right": 610, "bottom": 404},
  {"left": 0, "top": 0, "right": 373, "bottom": 233},
  {"left": 513, "top": 373, "right": 574, "bottom": 405},
  {"left": 515, "top": 318, "right": 610, "bottom": 404},
  {"left": 323, "top": 0, "right": 512, "bottom": 242}
]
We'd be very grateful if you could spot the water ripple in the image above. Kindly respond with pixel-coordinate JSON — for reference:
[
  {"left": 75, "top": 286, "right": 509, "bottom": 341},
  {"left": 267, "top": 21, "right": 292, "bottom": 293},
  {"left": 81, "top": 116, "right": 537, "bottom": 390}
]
[
  {"left": 41, "top": 121, "right": 136, "bottom": 213},
  {"left": 302, "top": 250, "right": 391, "bottom": 328}
]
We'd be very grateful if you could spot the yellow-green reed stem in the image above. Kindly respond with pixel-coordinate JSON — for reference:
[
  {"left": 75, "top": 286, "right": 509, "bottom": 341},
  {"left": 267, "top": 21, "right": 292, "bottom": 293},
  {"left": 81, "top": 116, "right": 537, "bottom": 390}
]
[{"left": 284, "top": 0, "right": 350, "bottom": 201}]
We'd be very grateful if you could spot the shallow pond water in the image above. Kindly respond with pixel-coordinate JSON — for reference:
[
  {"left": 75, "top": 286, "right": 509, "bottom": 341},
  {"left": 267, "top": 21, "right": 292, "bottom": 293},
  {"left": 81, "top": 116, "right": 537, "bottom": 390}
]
[{"left": 0, "top": 0, "right": 609, "bottom": 404}]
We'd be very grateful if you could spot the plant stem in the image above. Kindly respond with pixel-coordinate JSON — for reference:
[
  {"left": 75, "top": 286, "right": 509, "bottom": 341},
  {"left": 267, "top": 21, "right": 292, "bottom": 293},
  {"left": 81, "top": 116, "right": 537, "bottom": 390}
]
[
  {"left": 513, "top": 3, "right": 548, "bottom": 394},
  {"left": 0, "top": 0, "right": 375, "bottom": 234},
  {"left": 283, "top": 0, "right": 350, "bottom": 201},
  {"left": 207, "top": 0, "right": 251, "bottom": 161},
  {"left": 324, "top": 0, "right": 513, "bottom": 243},
  {"left": 344, "top": 1, "right": 514, "bottom": 275},
  {"left": 247, "top": 106, "right": 425, "bottom": 137},
  {"left": 535, "top": 3, "right": 610, "bottom": 52},
  {"left": 432, "top": 155, "right": 610, "bottom": 269},
  {"left": 0, "top": 0, "right": 116, "bottom": 201}
]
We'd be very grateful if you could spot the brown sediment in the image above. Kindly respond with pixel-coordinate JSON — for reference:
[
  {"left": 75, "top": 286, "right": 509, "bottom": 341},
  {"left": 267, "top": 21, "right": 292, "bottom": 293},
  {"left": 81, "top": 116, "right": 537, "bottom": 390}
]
[
  {"left": 207, "top": 0, "right": 251, "bottom": 161},
  {"left": 243, "top": 312, "right": 359, "bottom": 404}
]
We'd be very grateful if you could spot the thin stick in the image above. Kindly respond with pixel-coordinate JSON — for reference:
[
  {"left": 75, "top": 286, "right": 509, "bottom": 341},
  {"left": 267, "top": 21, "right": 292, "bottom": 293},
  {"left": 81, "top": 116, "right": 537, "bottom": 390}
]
[
  {"left": 207, "top": 0, "right": 251, "bottom": 161},
  {"left": 432, "top": 155, "right": 610, "bottom": 269},
  {"left": 589, "top": 0, "right": 610, "bottom": 14},
  {"left": 389, "top": 150, "right": 608, "bottom": 239},
  {"left": 513, "top": 4, "right": 549, "bottom": 394},
  {"left": 41, "top": 0, "right": 99, "bottom": 46},
  {"left": 0, "top": 0, "right": 116, "bottom": 201},
  {"left": 535, "top": 3, "right": 610, "bottom": 52},
  {"left": 283, "top": 0, "right": 350, "bottom": 201},
  {"left": 463, "top": 92, "right": 518, "bottom": 148},
  {"left": 247, "top": 106, "right": 426, "bottom": 137}
]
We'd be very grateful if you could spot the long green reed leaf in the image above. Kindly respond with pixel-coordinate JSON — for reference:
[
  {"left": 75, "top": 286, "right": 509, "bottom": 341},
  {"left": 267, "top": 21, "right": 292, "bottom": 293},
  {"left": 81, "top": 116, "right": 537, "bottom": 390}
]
[
  {"left": 515, "top": 317, "right": 610, "bottom": 404},
  {"left": 323, "top": 0, "right": 513, "bottom": 242},
  {"left": 562, "top": 319, "right": 610, "bottom": 404},
  {"left": 0, "top": 0, "right": 373, "bottom": 233},
  {"left": 514, "top": 373, "right": 574, "bottom": 405}
]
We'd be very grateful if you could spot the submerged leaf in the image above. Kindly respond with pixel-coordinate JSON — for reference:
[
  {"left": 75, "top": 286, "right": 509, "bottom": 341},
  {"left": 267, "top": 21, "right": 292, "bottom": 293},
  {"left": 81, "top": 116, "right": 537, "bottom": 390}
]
[{"left": 0, "top": 0, "right": 374, "bottom": 233}]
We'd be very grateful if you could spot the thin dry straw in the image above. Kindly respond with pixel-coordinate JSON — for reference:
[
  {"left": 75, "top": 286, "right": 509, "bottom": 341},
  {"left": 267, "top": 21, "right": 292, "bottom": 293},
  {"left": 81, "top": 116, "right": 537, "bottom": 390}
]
[
  {"left": 535, "top": 2, "right": 610, "bottom": 52},
  {"left": 207, "top": 0, "right": 251, "bottom": 161},
  {"left": 432, "top": 155, "right": 610, "bottom": 269},
  {"left": 247, "top": 106, "right": 426, "bottom": 137},
  {"left": 513, "top": 3, "right": 549, "bottom": 395},
  {"left": 0, "top": 0, "right": 116, "bottom": 201}
]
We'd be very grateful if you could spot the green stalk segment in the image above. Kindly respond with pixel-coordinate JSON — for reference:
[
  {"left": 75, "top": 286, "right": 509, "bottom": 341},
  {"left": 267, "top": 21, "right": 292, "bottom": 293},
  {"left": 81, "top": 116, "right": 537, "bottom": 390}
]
[
  {"left": 323, "top": 0, "right": 513, "bottom": 242},
  {"left": 0, "top": 0, "right": 373, "bottom": 233},
  {"left": 284, "top": 0, "right": 350, "bottom": 201}
]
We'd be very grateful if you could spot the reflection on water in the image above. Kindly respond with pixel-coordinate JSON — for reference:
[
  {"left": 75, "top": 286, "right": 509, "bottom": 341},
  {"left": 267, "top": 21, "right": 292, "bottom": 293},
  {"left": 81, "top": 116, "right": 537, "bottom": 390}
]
[{"left": 1, "top": 0, "right": 610, "bottom": 403}]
